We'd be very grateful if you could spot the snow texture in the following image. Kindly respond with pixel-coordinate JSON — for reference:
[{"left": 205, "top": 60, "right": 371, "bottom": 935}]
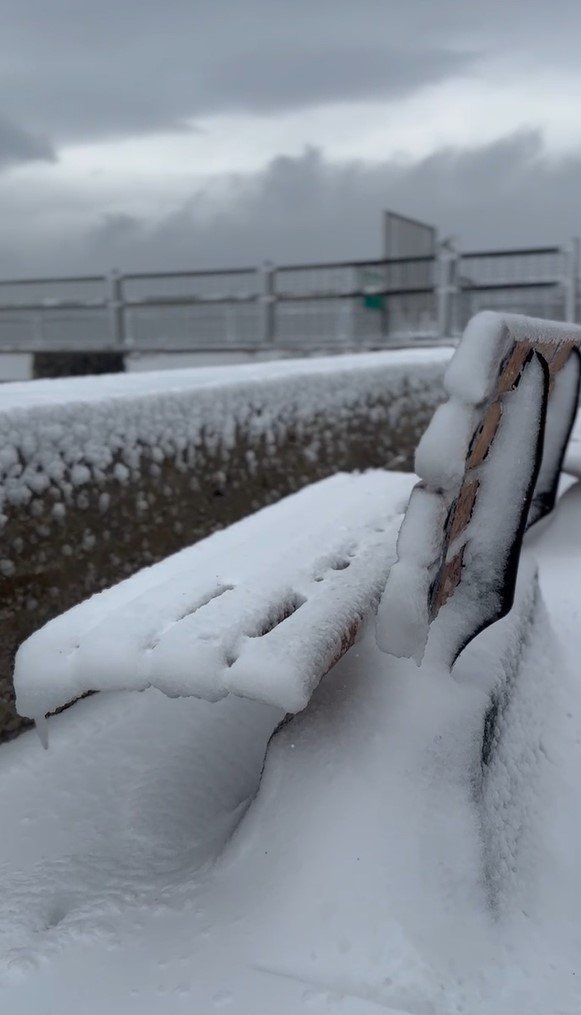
[
  {"left": 445, "top": 311, "right": 581, "bottom": 405},
  {"left": 378, "top": 311, "right": 581, "bottom": 664},
  {"left": 414, "top": 399, "right": 478, "bottom": 491},
  {"left": 0, "top": 486, "right": 577, "bottom": 1013},
  {"left": 14, "top": 471, "right": 416, "bottom": 724},
  {"left": 387, "top": 364, "right": 544, "bottom": 664},
  {"left": 0, "top": 347, "right": 448, "bottom": 534},
  {"left": 375, "top": 485, "right": 444, "bottom": 662},
  {"left": 378, "top": 350, "right": 544, "bottom": 668},
  {"left": 428, "top": 358, "right": 546, "bottom": 665}
]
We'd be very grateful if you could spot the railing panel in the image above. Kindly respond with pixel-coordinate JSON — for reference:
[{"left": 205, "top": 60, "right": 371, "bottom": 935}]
[
  {"left": 459, "top": 248, "right": 564, "bottom": 288},
  {"left": 126, "top": 301, "right": 261, "bottom": 350},
  {"left": 0, "top": 276, "right": 106, "bottom": 307},
  {"left": 123, "top": 269, "right": 258, "bottom": 304},
  {"left": 0, "top": 247, "right": 575, "bottom": 353},
  {"left": 456, "top": 284, "right": 565, "bottom": 332}
]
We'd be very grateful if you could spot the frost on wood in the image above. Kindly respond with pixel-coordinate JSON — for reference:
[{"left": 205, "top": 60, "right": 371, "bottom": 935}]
[
  {"left": 14, "top": 471, "right": 415, "bottom": 725},
  {"left": 378, "top": 311, "right": 581, "bottom": 666}
]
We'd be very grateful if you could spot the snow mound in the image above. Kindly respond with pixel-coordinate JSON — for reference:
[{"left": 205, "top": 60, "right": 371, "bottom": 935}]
[
  {"left": 0, "top": 552, "right": 558, "bottom": 1014},
  {"left": 14, "top": 471, "right": 416, "bottom": 725},
  {"left": 0, "top": 486, "right": 577, "bottom": 1013}
]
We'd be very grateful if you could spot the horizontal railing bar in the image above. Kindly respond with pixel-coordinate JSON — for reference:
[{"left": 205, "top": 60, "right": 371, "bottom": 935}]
[
  {"left": 0, "top": 282, "right": 561, "bottom": 314},
  {"left": 123, "top": 267, "right": 257, "bottom": 281},
  {"left": 276, "top": 255, "right": 435, "bottom": 272},
  {"left": 0, "top": 301, "right": 109, "bottom": 312},
  {"left": 124, "top": 295, "right": 259, "bottom": 308},
  {"left": 0, "top": 275, "right": 106, "bottom": 287},
  {"left": 463, "top": 280, "right": 560, "bottom": 292},
  {"left": 461, "top": 246, "right": 561, "bottom": 260},
  {"left": 276, "top": 287, "right": 435, "bottom": 301}
]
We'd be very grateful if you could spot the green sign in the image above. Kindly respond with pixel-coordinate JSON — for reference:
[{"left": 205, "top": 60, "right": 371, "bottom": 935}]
[{"left": 360, "top": 268, "right": 385, "bottom": 312}]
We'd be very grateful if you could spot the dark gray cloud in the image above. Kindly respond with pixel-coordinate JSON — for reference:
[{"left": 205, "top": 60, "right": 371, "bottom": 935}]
[
  {"left": 2, "top": 0, "right": 580, "bottom": 151},
  {"left": 0, "top": 0, "right": 529, "bottom": 144},
  {"left": 197, "top": 45, "right": 475, "bottom": 116},
  {"left": 0, "top": 42, "right": 474, "bottom": 144},
  {"left": 3, "top": 130, "right": 580, "bottom": 276},
  {"left": 0, "top": 116, "right": 54, "bottom": 168}
]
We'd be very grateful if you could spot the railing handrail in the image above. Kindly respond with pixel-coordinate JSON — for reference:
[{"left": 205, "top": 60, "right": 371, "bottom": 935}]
[
  {"left": 276, "top": 254, "right": 435, "bottom": 273},
  {"left": 461, "top": 245, "right": 561, "bottom": 260},
  {"left": 0, "top": 274, "right": 106, "bottom": 288},
  {"left": 0, "top": 246, "right": 568, "bottom": 292},
  {"left": 123, "top": 266, "right": 258, "bottom": 282}
]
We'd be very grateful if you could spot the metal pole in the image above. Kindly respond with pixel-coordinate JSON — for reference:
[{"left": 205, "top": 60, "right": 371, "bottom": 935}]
[
  {"left": 108, "top": 269, "right": 126, "bottom": 348},
  {"left": 436, "top": 245, "right": 455, "bottom": 339},
  {"left": 565, "top": 238, "right": 580, "bottom": 323},
  {"left": 448, "top": 249, "right": 459, "bottom": 337},
  {"left": 261, "top": 262, "right": 276, "bottom": 346}
]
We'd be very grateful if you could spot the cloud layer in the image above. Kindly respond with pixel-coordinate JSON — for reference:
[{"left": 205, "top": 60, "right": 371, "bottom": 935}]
[
  {"left": 2, "top": 1, "right": 581, "bottom": 273},
  {"left": 1, "top": 131, "right": 580, "bottom": 275},
  {"left": 2, "top": 0, "right": 576, "bottom": 146}
]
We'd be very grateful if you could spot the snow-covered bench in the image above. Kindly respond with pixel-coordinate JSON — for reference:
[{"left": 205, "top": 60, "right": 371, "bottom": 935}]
[
  {"left": 14, "top": 470, "right": 415, "bottom": 736},
  {"left": 13, "top": 311, "right": 581, "bottom": 740}
]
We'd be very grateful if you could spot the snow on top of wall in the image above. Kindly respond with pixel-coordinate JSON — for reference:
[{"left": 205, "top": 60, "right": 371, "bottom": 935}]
[{"left": 0, "top": 349, "right": 452, "bottom": 411}]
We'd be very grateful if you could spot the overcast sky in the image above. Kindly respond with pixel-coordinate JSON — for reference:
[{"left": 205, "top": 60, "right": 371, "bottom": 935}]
[{"left": 2, "top": 0, "right": 581, "bottom": 274}]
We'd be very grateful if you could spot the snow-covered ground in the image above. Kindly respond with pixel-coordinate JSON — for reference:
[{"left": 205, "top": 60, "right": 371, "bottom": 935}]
[{"left": 0, "top": 466, "right": 580, "bottom": 1013}]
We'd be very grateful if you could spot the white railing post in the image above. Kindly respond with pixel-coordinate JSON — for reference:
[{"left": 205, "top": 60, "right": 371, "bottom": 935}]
[
  {"left": 108, "top": 269, "right": 126, "bottom": 349},
  {"left": 436, "top": 244, "right": 457, "bottom": 339},
  {"left": 261, "top": 261, "right": 276, "bottom": 346},
  {"left": 565, "top": 238, "right": 580, "bottom": 323}
]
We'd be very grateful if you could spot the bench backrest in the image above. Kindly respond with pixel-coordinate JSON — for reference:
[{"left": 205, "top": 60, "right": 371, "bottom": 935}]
[{"left": 377, "top": 311, "right": 581, "bottom": 666}]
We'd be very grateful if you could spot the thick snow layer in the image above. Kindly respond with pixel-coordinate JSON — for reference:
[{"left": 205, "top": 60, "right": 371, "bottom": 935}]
[
  {"left": 14, "top": 471, "right": 415, "bottom": 722},
  {"left": 0, "top": 487, "right": 578, "bottom": 1012},
  {"left": 375, "top": 485, "right": 444, "bottom": 662},
  {"left": 429, "top": 358, "right": 547, "bottom": 665},
  {"left": 379, "top": 312, "right": 581, "bottom": 665},
  {"left": 414, "top": 399, "right": 478, "bottom": 491},
  {"left": 379, "top": 354, "right": 547, "bottom": 665},
  {"left": 445, "top": 311, "right": 581, "bottom": 405},
  {"left": 0, "top": 349, "right": 450, "bottom": 411}
]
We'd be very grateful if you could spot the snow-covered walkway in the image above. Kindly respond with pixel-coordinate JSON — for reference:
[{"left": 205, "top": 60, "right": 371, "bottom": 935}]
[{"left": 0, "top": 478, "right": 581, "bottom": 1013}]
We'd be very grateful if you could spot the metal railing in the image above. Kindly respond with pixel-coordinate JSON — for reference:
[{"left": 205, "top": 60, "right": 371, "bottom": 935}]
[{"left": 0, "top": 240, "right": 578, "bottom": 353}]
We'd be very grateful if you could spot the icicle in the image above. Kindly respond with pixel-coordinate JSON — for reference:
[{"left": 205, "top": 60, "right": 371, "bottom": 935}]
[{"left": 34, "top": 714, "right": 49, "bottom": 750}]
